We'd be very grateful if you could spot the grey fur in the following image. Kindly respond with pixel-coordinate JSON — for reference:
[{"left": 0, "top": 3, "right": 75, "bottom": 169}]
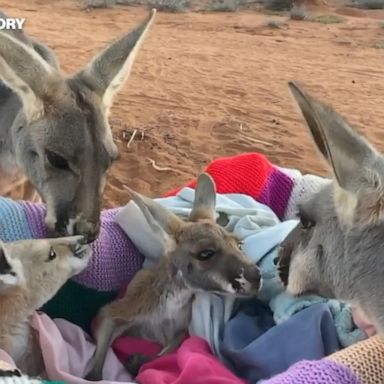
[
  {"left": 0, "top": 10, "right": 156, "bottom": 243},
  {"left": 277, "top": 81, "right": 384, "bottom": 334}
]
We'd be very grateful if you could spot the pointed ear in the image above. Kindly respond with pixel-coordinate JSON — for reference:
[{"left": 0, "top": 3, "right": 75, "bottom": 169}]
[
  {"left": 0, "top": 31, "right": 63, "bottom": 120},
  {"left": 29, "top": 38, "right": 60, "bottom": 71},
  {"left": 0, "top": 242, "right": 23, "bottom": 292},
  {"left": 288, "top": 81, "right": 383, "bottom": 195},
  {"left": 124, "top": 186, "right": 184, "bottom": 239},
  {"left": 74, "top": 9, "right": 156, "bottom": 111},
  {"left": 189, "top": 173, "right": 217, "bottom": 222}
]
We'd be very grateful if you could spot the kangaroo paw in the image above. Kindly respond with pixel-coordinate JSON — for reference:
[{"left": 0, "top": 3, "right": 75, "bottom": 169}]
[{"left": 124, "top": 353, "right": 153, "bottom": 376}]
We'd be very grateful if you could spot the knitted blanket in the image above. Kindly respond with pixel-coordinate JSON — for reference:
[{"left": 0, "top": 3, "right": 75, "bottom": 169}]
[
  {"left": 0, "top": 153, "right": 330, "bottom": 331},
  {"left": 0, "top": 152, "right": 382, "bottom": 384}
]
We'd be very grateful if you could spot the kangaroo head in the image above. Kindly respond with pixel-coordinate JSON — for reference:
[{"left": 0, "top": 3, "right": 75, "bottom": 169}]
[
  {"left": 0, "top": 10, "right": 156, "bottom": 243},
  {"left": 127, "top": 173, "right": 262, "bottom": 296},
  {"left": 277, "top": 82, "right": 384, "bottom": 309},
  {"left": 0, "top": 236, "right": 90, "bottom": 310}
]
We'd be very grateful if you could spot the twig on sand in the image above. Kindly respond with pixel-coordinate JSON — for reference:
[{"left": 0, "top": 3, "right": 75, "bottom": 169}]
[
  {"left": 241, "top": 134, "right": 273, "bottom": 147},
  {"left": 122, "top": 184, "right": 133, "bottom": 194},
  {"left": 146, "top": 157, "right": 175, "bottom": 172},
  {"left": 109, "top": 182, "right": 125, "bottom": 193},
  {"left": 126, "top": 129, "right": 138, "bottom": 148},
  {"left": 146, "top": 158, "right": 184, "bottom": 174}
]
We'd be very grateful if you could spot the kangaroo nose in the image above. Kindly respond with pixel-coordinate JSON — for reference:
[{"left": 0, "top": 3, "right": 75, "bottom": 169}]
[
  {"left": 244, "top": 265, "right": 261, "bottom": 284},
  {"left": 74, "top": 221, "right": 100, "bottom": 244}
]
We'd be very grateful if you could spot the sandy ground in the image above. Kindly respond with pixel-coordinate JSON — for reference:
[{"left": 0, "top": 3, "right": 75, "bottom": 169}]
[{"left": 1, "top": 0, "right": 384, "bottom": 208}]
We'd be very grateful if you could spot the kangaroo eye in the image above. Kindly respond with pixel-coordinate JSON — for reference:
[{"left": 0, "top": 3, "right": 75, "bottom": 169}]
[
  {"left": 47, "top": 247, "right": 56, "bottom": 262},
  {"left": 237, "top": 241, "right": 244, "bottom": 250},
  {"left": 196, "top": 249, "right": 216, "bottom": 261},
  {"left": 46, "top": 150, "right": 69, "bottom": 171}
]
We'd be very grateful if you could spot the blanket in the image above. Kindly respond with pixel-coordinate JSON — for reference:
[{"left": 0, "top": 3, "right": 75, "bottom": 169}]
[
  {"left": 0, "top": 152, "right": 365, "bottom": 383},
  {"left": 0, "top": 313, "right": 245, "bottom": 384},
  {"left": 0, "top": 313, "right": 134, "bottom": 384},
  {"left": 0, "top": 153, "right": 329, "bottom": 331}
]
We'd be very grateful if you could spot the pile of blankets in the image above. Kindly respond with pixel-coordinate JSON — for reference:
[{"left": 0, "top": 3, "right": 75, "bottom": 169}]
[{"left": 0, "top": 152, "right": 366, "bottom": 383}]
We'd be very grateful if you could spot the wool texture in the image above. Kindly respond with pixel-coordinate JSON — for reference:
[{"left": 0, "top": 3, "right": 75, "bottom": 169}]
[
  {"left": 260, "top": 360, "right": 360, "bottom": 384},
  {"left": 328, "top": 335, "right": 384, "bottom": 384}
]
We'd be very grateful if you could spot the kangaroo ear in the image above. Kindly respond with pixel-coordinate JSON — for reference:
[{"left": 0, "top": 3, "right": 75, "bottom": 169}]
[
  {"left": 123, "top": 186, "right": 185, "bottom": 257},
  {"left": 289, "top": 81, "right": 384, "bottom": 225},
  {"left": 0, "top": 242, "right": 24, "bottom": 292},
  {"left": 124, "top": 186, "right": 184, "bottom": 238},
  {"left": 0, "top": 30, "right": 64, "bottom": 121},
  {"left": 189, "top": 173, "right": 217, "bottom": 222},
  {"left": 74, "top": 9, "right": 156, "bottom": 111},
  {"left": 288, "top": 81, "right": 382, "bottom": 194}
]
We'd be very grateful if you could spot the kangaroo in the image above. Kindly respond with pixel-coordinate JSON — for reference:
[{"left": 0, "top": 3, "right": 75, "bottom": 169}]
[
  {"left": 0, "top": 236, "right": 91, "bottom": 376},
  {"left": 85, "top": 173, "right": 262, "bottom": 380},
  {"left": 277, "top": 81, "right": 384, "bottom": 337},
  {"left": 0, "top": 10, "right": 156, "bottom": 243}
]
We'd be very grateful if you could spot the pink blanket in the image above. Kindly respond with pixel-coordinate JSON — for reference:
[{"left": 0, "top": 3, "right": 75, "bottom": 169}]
[
  {"left": 135, "top": 337, "right": 245, "bottom": 384},
  {"left": 4, "top": 312, "right": 134, "bottom": 383},
  {"left": 1, "top": 313, "right": 242, "bottom": 384}
]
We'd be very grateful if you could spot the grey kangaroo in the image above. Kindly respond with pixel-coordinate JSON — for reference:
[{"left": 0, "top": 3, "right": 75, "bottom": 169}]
[
  {"left": 277, "top": 81, "right": 384, "bottom": 336},
  {"left": 0, "top": 10, "right": 156, "bottom": 243}
]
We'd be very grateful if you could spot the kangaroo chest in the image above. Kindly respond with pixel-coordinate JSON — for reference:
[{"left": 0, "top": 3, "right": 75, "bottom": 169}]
[{"left": 135, "top": 289, "right": 194, "bottom": 346}]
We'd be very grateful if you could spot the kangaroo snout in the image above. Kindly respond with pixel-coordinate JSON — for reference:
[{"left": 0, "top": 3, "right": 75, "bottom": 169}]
[
  {"left": 244, "top": 265, "right": 262, "bottom": 285},
  {"left": 69, "top": 242, "right": 91, "bottom": 259},
  {"left": 52, "top": 215, "right": 100, "bottom": 244},
  {"left": 231, "top": 264, "right": 262, "bottom": 295},
  {"left": 72, "top": 220, "right": 100, "bottom": 244}
]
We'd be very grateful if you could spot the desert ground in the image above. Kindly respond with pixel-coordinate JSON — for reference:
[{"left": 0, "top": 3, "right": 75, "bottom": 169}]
[{"left": 2, "top": 0, "right": 384, "bottom": 208}]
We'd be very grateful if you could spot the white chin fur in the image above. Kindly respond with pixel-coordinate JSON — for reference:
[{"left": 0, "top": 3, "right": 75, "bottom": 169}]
[
  {"left": 0, "top": 274, "right": 20, "bottom": 291},
  {"left": 44, "top": 209, "right": 56, "bottom": 230},
  {"left": 66, "top": 216, "right": 83, "bottom": 236}
]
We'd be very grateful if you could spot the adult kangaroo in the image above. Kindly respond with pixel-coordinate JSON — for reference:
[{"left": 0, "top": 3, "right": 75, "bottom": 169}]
[{"left": 0, "top": 9, "right": 156, "bottom": 243}]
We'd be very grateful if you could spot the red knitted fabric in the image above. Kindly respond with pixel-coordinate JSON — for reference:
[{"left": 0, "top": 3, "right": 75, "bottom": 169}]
[{"left": 163, "top": 153, "right": 275, "bottom": 199}]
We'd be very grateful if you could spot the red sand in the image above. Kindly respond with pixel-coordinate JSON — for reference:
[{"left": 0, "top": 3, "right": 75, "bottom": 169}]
[{"left": 2, "top": 0, "right": 384, "bottom": 207}]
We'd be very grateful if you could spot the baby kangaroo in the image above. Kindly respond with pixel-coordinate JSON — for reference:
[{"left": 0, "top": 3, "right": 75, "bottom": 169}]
[
  {"left": 85, "top": 173, "right": 261, "bottom": 380},
  {"left": 277, "top": 81, "right": 384, "bottom": 338},
  {"left": 0, "top": 236, "right": 90, "bottom": 376}
]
